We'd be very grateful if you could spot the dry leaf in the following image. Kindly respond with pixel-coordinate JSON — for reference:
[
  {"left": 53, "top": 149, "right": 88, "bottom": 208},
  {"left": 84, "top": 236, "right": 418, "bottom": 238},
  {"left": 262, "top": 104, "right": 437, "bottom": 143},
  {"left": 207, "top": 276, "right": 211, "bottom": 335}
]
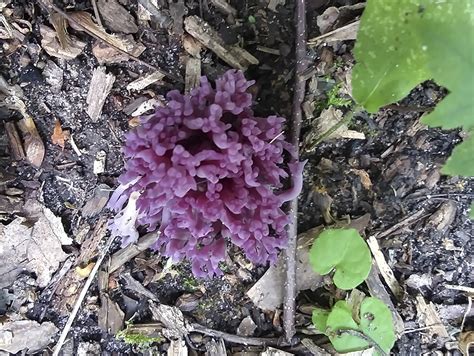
[
  {"left": 350, "top": 169, "right": 373, "bottom": 190},
  {"left": 0, "top": 320, "right": 58, "bottom": 354},
  {"left": 0, "top": 207, "right": 72, "bottom": 288},
  {"left": 459, "top": 331, "right": 474, "bottom": 356},
  {"left": 51, "top": 118, "right": 69, "bottom": 149},
  {"left": 75, "top": 262, "right": 95, "bottom": 279}
]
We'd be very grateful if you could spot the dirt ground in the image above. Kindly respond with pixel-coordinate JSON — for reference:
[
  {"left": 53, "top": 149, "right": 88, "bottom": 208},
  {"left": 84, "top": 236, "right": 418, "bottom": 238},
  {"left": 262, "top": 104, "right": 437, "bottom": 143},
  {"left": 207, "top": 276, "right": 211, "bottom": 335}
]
[{"left": 0, "top": 0, "right": 472, "bottom": 355}]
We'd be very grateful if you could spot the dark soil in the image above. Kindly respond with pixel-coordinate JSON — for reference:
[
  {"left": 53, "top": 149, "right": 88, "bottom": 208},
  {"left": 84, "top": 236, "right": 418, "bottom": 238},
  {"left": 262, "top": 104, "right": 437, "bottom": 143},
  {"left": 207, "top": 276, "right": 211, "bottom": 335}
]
[{"left": 0, "top": 0, "right": 472, "bottom": 355}]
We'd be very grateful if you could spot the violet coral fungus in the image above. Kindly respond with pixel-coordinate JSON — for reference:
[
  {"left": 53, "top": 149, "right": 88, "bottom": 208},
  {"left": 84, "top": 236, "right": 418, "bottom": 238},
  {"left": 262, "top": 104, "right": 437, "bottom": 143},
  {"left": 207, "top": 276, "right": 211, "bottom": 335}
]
[{"left": 109, "top": 70, "right": 304, "bottom": 277}]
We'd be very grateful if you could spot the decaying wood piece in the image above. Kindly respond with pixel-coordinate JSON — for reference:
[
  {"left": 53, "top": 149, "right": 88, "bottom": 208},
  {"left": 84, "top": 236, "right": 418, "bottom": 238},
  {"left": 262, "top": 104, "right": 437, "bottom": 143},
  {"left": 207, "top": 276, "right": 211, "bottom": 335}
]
[
  {"left": 415, "top": 295, "right": 450, "bottom": 340},
  {"left": 4, "top": 121, "right": 25, "bottom": 160},
  {"left": 6, "top": 96, "right": 45, "bottom": 168},
  {"left": 92, "top": 35, "right": 145, "bottom": 64},
  {"left": 209, "top": 0, "right": 237, "bottom": 16},
  {"left": 109, "top": 232, "right": 159, "bottom": 273},
  {"left": 126, "top": 71, "right": 165, "bottom": 91},
  {"left": 39, "top": 24, "right": 86, "bottom": 60},
  {"left": 366, "top": 263, "right": 404, "bottom": 334},
  {"left": 185, "top": 56, "right": 201, "bottom": 94},
  {"left": 205, "top": 338, "right": 226, "bottom": 356},
  {"left": 168, "top": 339, "right": 188, "bottom": 356},
  {"left": 149, "top": 302, "right": 190, "bottom": 340},
  {"left": 136, "top": 0, "right": 173, "bottom": 29},
  {"left": 97, "top": 0, "right": 138, "bottom": 34},
  {"left": 184, "top": 16, "right": 258, "bottom": 70},
  {"left": 78, "top": 216, "right": 109, "bottom": 264},
  {"left": 121, "top": 272, "right": 159, "bottom": 302},
  {"left": 86, "top": 66, "right": 115, "bottom": 122},
  {"left": 367, "top": 235, "right": 404, "bottom": 300},
  {"left": 98, "top": 264, "right": 124, "bottom": 334}
]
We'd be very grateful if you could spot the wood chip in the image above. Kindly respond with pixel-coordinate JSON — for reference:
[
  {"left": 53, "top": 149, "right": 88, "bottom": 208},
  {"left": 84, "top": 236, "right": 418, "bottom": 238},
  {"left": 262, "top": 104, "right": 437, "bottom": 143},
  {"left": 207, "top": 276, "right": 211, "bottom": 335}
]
[
  {"left": 92, "top": 36, "right": 146, "bottom": 64},
  {"left": 316, "top": 106, "right": 365, "bottom": 141},
  {"left": 136, "top": 0, "right": 172, "bottom": 28},
  {"left": 16, "top": 116, "right": 45, "bottom": 168},
  {"left": 185, "top": 56, "right": 201, "bottom": 94},
  {"left": 39, "top": 24, "right": 86, "bottom": 60},
  {"left": 205, "top": 338, "right": 226, "bottom": 356},
  {"left": 209, "top": 0, "right": 237, "bottom": 16},
  {"left": 4, "top": 121, "right": 25, "bottom": 160},
  {"left": 81, "top": 184, "right": 111, "bottom": 217},
  {"left": 4, "top": 96, "right": 45, "bottom": 168},
  {"left": 86, "top": 66, "right": 115, "bottom": 122},
  {"left": 268, "top": 0, "right": 286, "bottom": 12},
  {"left": 168, "top": 339, "right": 188, "bottom": 356},
  {"left": 415, "top": 295, "right": 450, "bottom": 340},
  {"left": 184, "top": 16, "right": 258, "bottom": 70},
  {"left": 149, "top": 302, "right": 190, "bottom": 340},
  {"left": 367, "top": 235, "right": 404, "bottom": 300},
  {"left": 121, "top": 272, "right": 159, "bottom": 302},
  {"left": 93, "top": 150, "right": 107, "bottom": 175},
  {"left": 126, "top": 71, "right": 165, "bottom": 91},
  {"left": 98, "top": 268, "right": 124, "bottom": 334},
  {"left": 183, "top": 34, "right": 202, "bottom": 58},
  {"left": 97, "top": 0, "right": 138, "bottom": 34},
  {"left": 109, "top": 232, "right": 159, "bottom": 273}
]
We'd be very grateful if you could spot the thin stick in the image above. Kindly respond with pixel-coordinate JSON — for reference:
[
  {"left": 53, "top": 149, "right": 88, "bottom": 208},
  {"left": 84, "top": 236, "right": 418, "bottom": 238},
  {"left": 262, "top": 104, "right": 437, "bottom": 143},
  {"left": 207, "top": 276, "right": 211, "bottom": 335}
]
[
  {"left": 283, "top": 0, "right": 306, "bottom": 343},
  {"left": 36, "top": 0, "right": 183, "bottom": 83},
  {"left": 190, "top": 323, "right": 280, "bottom": 347},
  {"left": 90, "top": 0, "right": 104, "bottom": 28},
  {"left": 52, "top": 235, "right": 116, "bottom": 356}
]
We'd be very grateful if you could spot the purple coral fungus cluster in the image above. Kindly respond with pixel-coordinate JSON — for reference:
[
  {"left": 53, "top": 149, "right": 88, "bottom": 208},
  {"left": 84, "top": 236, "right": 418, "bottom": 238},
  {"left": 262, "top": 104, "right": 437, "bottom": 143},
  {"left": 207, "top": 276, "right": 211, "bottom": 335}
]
[{"left": 109, "top": 70, "right": 304, "bottom": 277}]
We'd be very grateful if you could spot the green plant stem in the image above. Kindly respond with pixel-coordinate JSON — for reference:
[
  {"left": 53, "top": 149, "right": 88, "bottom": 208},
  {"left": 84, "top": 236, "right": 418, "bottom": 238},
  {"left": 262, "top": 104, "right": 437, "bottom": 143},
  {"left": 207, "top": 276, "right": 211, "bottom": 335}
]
[
  {"left": 337, "top": 329, "right": 387, "bottom": 356},
  {"left": 310, "top": 105, "right": 364, "bottom": 150}
]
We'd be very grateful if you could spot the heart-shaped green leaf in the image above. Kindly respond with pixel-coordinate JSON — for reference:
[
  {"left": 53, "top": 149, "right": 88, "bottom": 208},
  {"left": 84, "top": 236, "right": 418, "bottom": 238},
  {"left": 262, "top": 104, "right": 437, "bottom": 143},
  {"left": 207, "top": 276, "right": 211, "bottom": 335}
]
[
  {"left": 326, "top": 301, "right": 369, "bottom": 353},
  {"left": 359, "top": 297, "right": 397, "bottom": 354},
  {"left": 309, "top": 228, "right": 372, "bottom": 290}
]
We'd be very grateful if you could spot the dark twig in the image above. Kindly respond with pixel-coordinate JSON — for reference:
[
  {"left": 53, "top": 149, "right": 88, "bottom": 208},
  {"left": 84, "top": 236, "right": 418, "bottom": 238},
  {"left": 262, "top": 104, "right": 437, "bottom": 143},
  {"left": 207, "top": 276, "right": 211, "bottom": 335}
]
[
  {"left": 337, "top": 329, "right": 387, "bottom": 356},
  {"left": 283, "top": 0, "right": 307, "bottom": 343}
]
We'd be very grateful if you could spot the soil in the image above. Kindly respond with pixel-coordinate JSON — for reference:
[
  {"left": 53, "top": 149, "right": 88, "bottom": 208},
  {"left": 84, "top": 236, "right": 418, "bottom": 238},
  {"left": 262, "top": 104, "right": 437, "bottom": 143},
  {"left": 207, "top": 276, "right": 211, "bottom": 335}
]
[{"left": 0, "top": 0, "right": 472, "bottom": 355}]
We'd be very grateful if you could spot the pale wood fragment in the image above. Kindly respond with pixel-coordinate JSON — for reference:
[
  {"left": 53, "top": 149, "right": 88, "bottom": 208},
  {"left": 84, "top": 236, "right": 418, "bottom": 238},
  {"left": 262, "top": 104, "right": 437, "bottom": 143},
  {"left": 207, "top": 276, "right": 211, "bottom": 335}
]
[
  {"left": 126, "top": 71, "right": 165, "bottom": 91},
  {"left": 109, "top": 232, "right": 159, "bottom": 273},
  {"left": 367, "top": 235, "right": 404, "bottom": 300},
  {"left": 86, "top": 66, "right": 115, "bottom": 122},
  {"left": 185, "top": 56, "right": 201, "bottom": 94},
  {"left": 184, "top": 16, "right": 258, "bottom": 70},
  {"left": 209, "top": 0, "right": 237, "bottom": 16}
]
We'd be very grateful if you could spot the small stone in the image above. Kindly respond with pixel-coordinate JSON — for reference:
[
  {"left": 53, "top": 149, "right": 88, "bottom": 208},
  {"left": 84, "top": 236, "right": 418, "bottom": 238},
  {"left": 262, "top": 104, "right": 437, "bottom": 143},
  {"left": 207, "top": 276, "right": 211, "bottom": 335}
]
[{"left": 236, "top": 316, "right": 257, "bottom": 336}]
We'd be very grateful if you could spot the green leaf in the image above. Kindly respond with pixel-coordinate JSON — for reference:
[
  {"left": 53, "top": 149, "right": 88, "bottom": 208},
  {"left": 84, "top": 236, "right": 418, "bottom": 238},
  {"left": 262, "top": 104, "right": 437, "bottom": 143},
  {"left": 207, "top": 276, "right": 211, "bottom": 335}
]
[
  {"left": 441, "top": 135, "right": 474, "bottom": 177},
  {"left": 312, "top": 308, "right": 330, "bottom": 333},
  {"left": 309, "top": 228, "right": 372, "bottom": 290},
  {"left": 470, "top": 203, "right": 474, "bottom": 220},
  {"left": 419, "top": 2, "right": 474, "bottom": 130},
  {"left": 353, "top": 0, "right": 474, "bottom": 124},
  {"left": 359, "top": 297, "right": 397, "bottom": 354},
  {"left": 326, "top": 301, "right": 370, "bottom": 353},
  {"left": 352, "top": 0, "right": 430, "bottom": 112}
]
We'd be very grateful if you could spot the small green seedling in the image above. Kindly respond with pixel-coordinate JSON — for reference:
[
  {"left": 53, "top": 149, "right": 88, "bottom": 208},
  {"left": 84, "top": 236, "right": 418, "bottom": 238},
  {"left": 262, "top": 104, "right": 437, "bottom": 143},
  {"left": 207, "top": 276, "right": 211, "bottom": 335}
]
[
  {"left": 312, "top": 297, "right": 396, "bottom": 355},
  {"left": 116, "top": 324, "right": 162, "bottom": 348},
  {"left": 326, "top": 83, "right": 352, "bottom": 108},
  {"left": 309, "top": 228, "right": 371, "bottom": 290}
]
